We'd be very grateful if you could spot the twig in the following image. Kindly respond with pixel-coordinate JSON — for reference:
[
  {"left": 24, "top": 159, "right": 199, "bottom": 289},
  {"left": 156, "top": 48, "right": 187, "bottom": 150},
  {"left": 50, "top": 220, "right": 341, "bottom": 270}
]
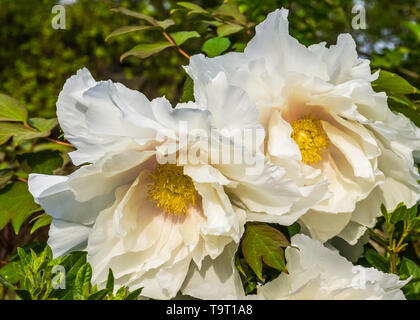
[
  {"left": 162, "top": 31, "right": 190, "bottom": 59},
  {"left": 46, "top": 138, "right": 73, "bottom": 147}
]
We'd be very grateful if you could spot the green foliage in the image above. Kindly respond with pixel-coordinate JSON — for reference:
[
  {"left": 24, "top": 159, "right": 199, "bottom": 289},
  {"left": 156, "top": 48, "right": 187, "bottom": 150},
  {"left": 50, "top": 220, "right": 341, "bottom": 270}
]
[
  {"left": 363, "top": 203, "right": 420, "bottom": 299},
  {"left": 399, "top": 257, "right": 420, "bottom": 300},
  {"left": 0, "top": 246, "right": 143, "bottom": 300},
  {"left": 0, "top": 182, "right": 40, "bottom": 233},
  {"left": 241, "top": 223, "right": 289, "bottom": 281},
  {"left": 0, "top": 94, "right": 28, "bottom": 123},
  {"left": 201, "top": 37, "right": 231, "bottom": 57}
]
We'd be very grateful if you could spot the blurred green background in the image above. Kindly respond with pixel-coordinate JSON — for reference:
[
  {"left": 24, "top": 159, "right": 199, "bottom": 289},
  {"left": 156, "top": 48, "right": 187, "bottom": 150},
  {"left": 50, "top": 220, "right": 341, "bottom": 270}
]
[{"left": 1, "top": 0, "right": 419, "bottom": 118}]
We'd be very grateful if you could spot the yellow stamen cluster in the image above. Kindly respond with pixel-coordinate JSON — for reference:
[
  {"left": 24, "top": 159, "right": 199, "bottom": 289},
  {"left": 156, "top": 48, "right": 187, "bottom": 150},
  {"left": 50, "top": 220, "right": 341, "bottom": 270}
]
[
  {"left": 147, "top": 164, "right": 198, "bottom": 215},
  {"left": 291, "top": 115, "right": 329, "bottom": 165}
]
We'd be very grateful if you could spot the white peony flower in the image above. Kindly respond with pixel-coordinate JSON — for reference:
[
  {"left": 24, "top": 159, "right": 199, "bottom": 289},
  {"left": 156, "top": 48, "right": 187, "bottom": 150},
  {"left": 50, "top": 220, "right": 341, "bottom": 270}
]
[
  {"left": 258, "top": 234, "right": 408, "bottom": 300},
  {"left": 28, "top": 68, "right": 326, "bottom": 299},
  {"left": 185, "top": 8, "right": 420, "bottom": 244}
]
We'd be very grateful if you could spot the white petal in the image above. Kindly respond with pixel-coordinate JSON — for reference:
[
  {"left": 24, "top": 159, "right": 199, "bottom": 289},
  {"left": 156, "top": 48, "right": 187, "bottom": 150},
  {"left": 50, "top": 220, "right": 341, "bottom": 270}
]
[
  {"left": 181, "top": 241, "right": 247, "bottom": 299},
  {"left": 47, "top": 219, "right": 91, "bottom": 258}
]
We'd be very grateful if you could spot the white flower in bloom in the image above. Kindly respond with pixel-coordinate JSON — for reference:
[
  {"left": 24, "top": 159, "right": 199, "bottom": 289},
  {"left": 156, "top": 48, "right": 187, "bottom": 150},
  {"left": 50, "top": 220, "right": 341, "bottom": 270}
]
[
  {"left": 185, "top": 8, "right": 420, "bottom": 244},
  {"left": 258, "top": 234, "right": 408, "bottom": 300},
  {"left": 28, "top": 68, "right": 326, "bottom": 299}
]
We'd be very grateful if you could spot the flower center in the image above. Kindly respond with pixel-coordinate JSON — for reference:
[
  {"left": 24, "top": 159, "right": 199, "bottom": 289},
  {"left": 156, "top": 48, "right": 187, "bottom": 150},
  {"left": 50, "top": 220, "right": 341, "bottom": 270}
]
[
  {"left": 147, "top": 164, "right": 198, "bottom": 215},
  {"left": 291, "top": 115, "right": 329, "bottom": 165}
]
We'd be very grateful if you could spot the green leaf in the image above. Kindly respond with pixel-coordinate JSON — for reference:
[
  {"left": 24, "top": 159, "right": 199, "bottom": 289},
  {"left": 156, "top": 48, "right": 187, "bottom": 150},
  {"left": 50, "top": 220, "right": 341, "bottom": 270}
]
[
  {"left": 75, "top": 263, "right": 92, "bottom": 298},
  {"left": 403, "top": 21, "right": 420, "bottom": 43},
  {"left": 30, "top": 214, "right": 52, "bottom": 234},
  {"left": 364, "top": 248, "right": 389, "bottom": 273},
  {"left": 0, "top": 94, "right": 28, "bottom": 122},
  {"left": 0, "top": 122, "right": 50, "bottom": 145},
  {"left": 124, "top": 287, "right": 143, "bottom": 300},
  {"left": 15, "top": 289, "right": 32, "bottom": 300},
  {"left": 390, "top": 203, "right": 408, "bottom": 224},
  {"left": 180, "top": 75, "right": 194, "bottom": 103},
  {"left": 0, "top": 182, "right": 40, "bottom": 232},
  {"left": 88, "top": 289, "right": 109, "bottom": 300},
  {"left": 177, "top": 2, "right": 208, "bottom": 14},
  {"left": 155, "top": 19, "right": 175, "bottom": 30},
  {"left": 120, "top": 42, "right": 174, "bottom": 62},
  {"left": 0, "top": 261, "right": 20, "bottom": 284},
  {"left": 0, "top": 273, "right": 17, "bottom": 290},
  {"left": 372, "top": 70, "right": 419, "bottom": 95},
  {"left": 111, "top": 8, "right": 157, "bottom": 26},
  {"left": 0, "top": 168, "right": 14, "bottom": 188},
  {"left": 399, "top": 257, "right": 420, "bottom": 298},
  {"left": 215, "top": 1, "right": 247, "bottom": 25},
  {"left": 217, "top": 23, "right": 243, "bottom": 37},
  {"left": 27, "top": 118, "right": 58, "bottom": 133},
  {"left": 241, "top": 223, "right": 289, "bottom": 280},
  {"left": 170, "top": 31, "right": 200, "bottom": 46},
  {"left": 287, "top": 222, "right": 301, "bottom": 238},
  {"left": 201, "top": 37, "right": 231, "bottom": 58},
  {"left": 114, "top": 286, "right": 127, "bottom": 299},
  {"left": 17, "top": 150, "right": 63, "bottom": 175},
  {"left": 106, "top": 268, "right": 114, "bottom": 293},
  {"left": 106, "top": 26, "right": 157, "bottom": 41},
  {"left": 111, "top": 8, "right": 173, "bottom": 30},
  {"left": 61, "top": 251, "right": 88, "bottom": 292}
]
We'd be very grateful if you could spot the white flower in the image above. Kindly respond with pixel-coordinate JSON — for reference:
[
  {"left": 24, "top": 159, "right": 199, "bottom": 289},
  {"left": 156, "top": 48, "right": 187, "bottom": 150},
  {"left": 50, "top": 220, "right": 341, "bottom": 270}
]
[
  {"left": 185, "top": 8, "right": 420, "bottom": 244},
  {"left": 258, "top": 234, "right": 408, "bottom": 300},
  {"left": 28, "top": 68, "right": 326, "bottom": 299}
]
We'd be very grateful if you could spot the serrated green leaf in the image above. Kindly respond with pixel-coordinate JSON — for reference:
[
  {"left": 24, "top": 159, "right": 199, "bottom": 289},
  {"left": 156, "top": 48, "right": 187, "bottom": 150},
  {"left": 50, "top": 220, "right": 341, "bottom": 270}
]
[
  {"left": 373, "top": 70, "right": 419, "bottom": 95},
  {"left": 106, "top": 26, "right": 157, "bottom": 41},
  {"left": 0, "top": 94, "right": 28, "bottom": 123},
  {"left": 217, "top": 23, "right": 243, "bottom": 37},
  {"left": 17, "top": 150, "right": 63, "bottom": 175},
  {"left": 30, "top": 214, "right": 52, "bottom": 234},
  {"left": 365, "top": 248, "right": 389, "bottom": 273},
  {"left": 120, "top": 42, "right": 173, "bottom": 62},
  {"left": 241, "top": 223, "right": 289, "bottom": 280},
  {"left": 106, "top": 268, "right": 114, "bottom": 293},
  {"left": 170, "top": 31, "right": 200, "bottom": 46},
  {"left": 201, "top": 37, "right": 230, "bottom": 58},
  {"left": 124, "top": 287, "right": 143, "bottom": 300},
  {"left": 27, "top": 118, "right": 58, "bottom": 133},
  {"left": 0, "top": 182, "right": 40, "bottom": 232},
  {"left": 75, "top": 263, "right": 92, "bottom": 297}
]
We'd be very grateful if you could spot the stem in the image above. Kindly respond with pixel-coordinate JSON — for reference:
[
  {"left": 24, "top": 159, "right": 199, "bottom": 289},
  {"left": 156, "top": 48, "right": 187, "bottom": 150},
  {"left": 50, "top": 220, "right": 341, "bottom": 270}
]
[
  {"left": 46, "top": 138, "right": 73, "bottom": 147},
  {"left": 390, "top": 252, "right": 397, "bottom": 274},
  {"left": 162, "top": 31, "right": 190, "bottom": 59}
]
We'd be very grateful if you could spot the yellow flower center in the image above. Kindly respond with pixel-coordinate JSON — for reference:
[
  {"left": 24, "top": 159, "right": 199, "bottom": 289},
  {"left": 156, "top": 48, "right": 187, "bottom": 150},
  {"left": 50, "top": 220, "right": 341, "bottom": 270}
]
[
  {"left": 147, "top": 164, "right": 198, "bottom": 215},
  {"left": 291, "top": 115, "right": 329, "bottom": 165}
]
